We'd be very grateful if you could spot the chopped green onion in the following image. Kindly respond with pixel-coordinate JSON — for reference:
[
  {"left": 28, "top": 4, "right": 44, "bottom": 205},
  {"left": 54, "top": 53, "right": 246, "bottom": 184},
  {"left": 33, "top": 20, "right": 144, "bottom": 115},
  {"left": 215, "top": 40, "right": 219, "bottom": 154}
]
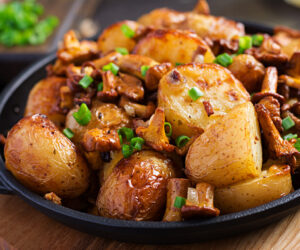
[
  {"left": 214, "top": 53, "right": 233, "bottom": 67},
  {"left": 173, "top": 196, "right": 186, "bottom": 209},
  {"left": 97, "top": 82, "right": 103, "bottom": 91},
  {"left": 130, "top": 137, "right": 145, "bottom": 151},
  {"left": 164, "top": 122, "right": 172, "bottom": 137},
  {"left": 121, "top": 24, "right": 135, "bottom": 38},
  {"left": 118, "top": 127, "right": 134, "bottom": 141},
  {"left": 175, "top": 135, "right": 190, "bottom": 148},
  {"left": 72, "top": 103, "right": 91, "bottom": 126},
  {"left": 122, "top": 144, "right": 133, "bottom": 158},
  {"left": 102, "top": 62, "right": 119, "bottom": 76},
  {"left": 294, "top": 139, "right": 300, "bottom": 151},
  {"left": 282, "top": 116, "right": 295, "bottom": 131},
  {"left": 237, "top": 36, "right": 252, "bottom": 54},
  {"left": 188, "top": 87, "right": 204, "bottom": 101},
  {"left": 78, "top": 75, "right": 93, "bottom": 89},
  {"left": 175, "top": 62, "right": 184, "bottom": 66},
  {"left": 118, "top": 134, "right": 123, "bottom": 144},
  {"left": 283, "top": 133, "right": 297, "bottom": 141},
  {"left": 252, "top": 34, "right": 264, "bottom": 47},
  {"left": 141, "top": 65, "right": 150, "bottom": 77},
  {"left": 115, "top": 47, "right": 129, "bottom": 55},
  {"left": 63, "top": 128, "right": 74, "bottom": 139}
]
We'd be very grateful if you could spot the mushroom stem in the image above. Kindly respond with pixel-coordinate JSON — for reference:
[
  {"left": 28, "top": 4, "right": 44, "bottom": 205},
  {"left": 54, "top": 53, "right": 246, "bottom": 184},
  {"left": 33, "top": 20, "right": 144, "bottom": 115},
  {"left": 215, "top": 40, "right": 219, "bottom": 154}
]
[
  {"left": 261, "top": 66, "right": 278, "bottom": 94},
  {"left": 255, "top": 103, "right": 298, "bottom": 167},
  {"left": 163, "top": 178, "right": 191, "bottom": 222},
  {"left": 181, "top": 182, "right": 220, "bottom": 219}
]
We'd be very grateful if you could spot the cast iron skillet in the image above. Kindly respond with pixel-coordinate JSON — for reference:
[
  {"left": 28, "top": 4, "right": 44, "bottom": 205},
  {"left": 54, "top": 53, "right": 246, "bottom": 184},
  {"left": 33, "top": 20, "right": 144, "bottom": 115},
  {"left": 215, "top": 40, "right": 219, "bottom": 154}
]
[{"left": 0, "top": 22, "right": 299, "bottom": 244}]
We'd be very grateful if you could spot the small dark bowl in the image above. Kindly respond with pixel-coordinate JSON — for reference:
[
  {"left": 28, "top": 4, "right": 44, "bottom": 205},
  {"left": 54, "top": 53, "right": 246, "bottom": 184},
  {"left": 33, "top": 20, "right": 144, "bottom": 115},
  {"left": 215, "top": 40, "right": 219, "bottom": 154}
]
[{"left": 0, "top": 22, "right": 299, "bottom": 244}]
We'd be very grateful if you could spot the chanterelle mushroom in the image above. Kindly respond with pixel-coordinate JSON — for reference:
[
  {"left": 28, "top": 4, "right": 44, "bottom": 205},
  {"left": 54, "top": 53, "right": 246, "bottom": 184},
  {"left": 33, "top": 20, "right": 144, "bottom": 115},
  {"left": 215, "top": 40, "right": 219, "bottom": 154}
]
[
  {"left": 119, "top": 96, "right": 155, "bottom": 119},
  {"left": 135, "top": 108, "right": 175, "bottom": 152},
  {"left": 82, "top": 128, "right": 121, "bottom": 152},
  {"left": 163, "top": 178, "right": 191, "bottom": 222},
  {"left": 252, "top": 67, "right": 284, "bottom": 131},
  {"left": 255, "top": 103, "right": 298, "bottom": 169},
  {"left": 181, "top": 182, "right": 220, "bottom": 219}
]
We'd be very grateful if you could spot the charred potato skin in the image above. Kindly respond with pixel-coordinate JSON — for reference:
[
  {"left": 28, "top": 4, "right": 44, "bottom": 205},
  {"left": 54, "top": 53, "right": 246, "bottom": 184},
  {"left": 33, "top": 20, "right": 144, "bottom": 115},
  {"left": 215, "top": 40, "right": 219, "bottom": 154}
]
[
  {"left": 228, "top": 54, "right": 265, "bottom": 93},
  {"left": 133, "top": 29, "right": 215, "bottom": 65},
  {"left": 97, "top": 150, "right": 177, "bottom": 221},
  {"left": 4, "top": 114, "right": 90, "bottom": 198},
  {"left": 97, "top": 20, "right": 141, "bottom": 53},
  {"left": 25, "top": 77, "right": 66, "bottom": 128},
  {"left": 215, "top": 165, "right": 292, "bottom": 214},
  {"left": 185, "top": 102, "right": 262, "bottom": 188},
  {"left": 158, "top": 63, "right": 250, "bottom": 138}
]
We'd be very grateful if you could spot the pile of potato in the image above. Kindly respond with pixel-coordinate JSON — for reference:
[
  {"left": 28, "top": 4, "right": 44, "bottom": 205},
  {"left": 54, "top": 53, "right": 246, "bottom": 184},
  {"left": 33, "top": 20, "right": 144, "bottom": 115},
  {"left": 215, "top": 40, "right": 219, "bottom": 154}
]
[{"left": 3, "top": 0, "right": 299, "bottom": 221}]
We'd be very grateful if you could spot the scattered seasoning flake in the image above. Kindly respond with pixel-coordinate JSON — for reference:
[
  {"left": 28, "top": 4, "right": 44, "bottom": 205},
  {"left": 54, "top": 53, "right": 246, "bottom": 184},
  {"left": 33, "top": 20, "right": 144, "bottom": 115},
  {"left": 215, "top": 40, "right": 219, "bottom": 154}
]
[
  {"left": 79, "top": 75, "right": 93, "bottom": 89},
  {"left": 175, "top": 135, "right": 190, "bottom": 148},
  {"left": 115, "top": 47, "right": 129, "bottom": 55},
  {"left": 252, "top": 34, "right": 264, "bottom": 47},
  {"left": 188, "top": 87, "right": 204, "bottom": 101},
  {"left": 121, "top": 24, "right": 135, "bottom": 38},
  {"left": 283, "top": 133, "right": 297, "bottom": 141},
  {"left": 141, "top": 65, "right": 150, "bottom": 77},
  {"left": 63, "top": 128, "right": 74, "bottom": 139},
  {"left": 97, "top": 82, "right": 103, "bottom": 91},
  {"left": 174, "top": 196, "right": 186, "bottom": 209},
  {"left": 102, "top": 62, "right": 119, "bottom": 75},
  {"left": 282, "top": 116, "right": 295, "bottom": 131},
  {"left": 122, "top": 144, "right": 134, "bottom": 158},
  {"left": 72, "top": 103, "right": 91, "bottom": 126},
  {"left": 214, "top": 53, "right": 233, "bottom": 67},
  {"left": 130, "top": 137, "right": 145, "bottom": 151}
]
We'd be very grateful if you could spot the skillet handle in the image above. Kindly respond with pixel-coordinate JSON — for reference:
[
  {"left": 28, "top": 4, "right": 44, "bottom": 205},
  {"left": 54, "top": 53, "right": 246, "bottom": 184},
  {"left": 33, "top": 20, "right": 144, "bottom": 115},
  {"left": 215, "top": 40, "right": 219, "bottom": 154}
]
[{"left": 0, "top": 174, "right": 13, "bottom": 195}]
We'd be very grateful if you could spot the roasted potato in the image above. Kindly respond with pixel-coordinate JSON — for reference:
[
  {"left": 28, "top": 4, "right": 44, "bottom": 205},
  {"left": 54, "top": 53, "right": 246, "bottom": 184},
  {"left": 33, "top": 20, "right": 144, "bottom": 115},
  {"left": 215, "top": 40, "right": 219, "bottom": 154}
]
[
  {"left": 228, "top": 54, "right": 265, "bottom": 93},
  {"left": 65, "top": 100, "right": 131, "bottom": 145},
  {"left": 133, "top": 29, "right": 215, "bottom": 65},
  {"left": 215, "top": 165, "right": 292, "bottom": 213},
  {"left": 158, "top": 63, "right": 250, "bottom": 138},
  {"left": 97, "top": 20, "right": 142, "bottom": 54},
  {"left": 185, "top": 102, "right": 262, "bottom": 187},
  {"left": 97, "top": 150, "right": 177, "bottom": 221},
  {"left": 138, "top": 8, "right": 245, "bottom": 40},
  {"left": 4, "top": 114, "right": 90, "bottom": 198},
  {"left": 25, "top": 76, "right": 66, "bottom": 128}
]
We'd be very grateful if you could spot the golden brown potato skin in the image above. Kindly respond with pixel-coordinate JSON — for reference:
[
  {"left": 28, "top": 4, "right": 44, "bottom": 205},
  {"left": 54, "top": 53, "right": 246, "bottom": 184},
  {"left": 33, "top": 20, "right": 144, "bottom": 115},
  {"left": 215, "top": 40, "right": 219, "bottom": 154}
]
[
  {"left": 185, "top": 102, "right": 262, "bottom": 188},
  {"left": 133, "top": 29, "right": 215, "bottom": 65},
  {"left": 97, "top": 150, "right": 177, "bottom": 221},
  {"left": 97, "top": 20, "right": 141, "bottom": 53},
  {"left": 215, "top": 165, "right": 292, "bottom": 213},
  {"left": 228, "top": 54, "right": 265, "bottom": 93},
  {"left": 138, "top": 8, "right": 245, "bottom": 40},
  {"left": 158, "top": 63, "right": 250, "bottom": 138},
  {"left": 65, "top": 100, "right": 131, "bottom": 145},
  {"left": 25, "top": 77, "right": 66, "bottom": 128},
  {"left": 4, "top": 114, "right": 90, "bottom": 198}
]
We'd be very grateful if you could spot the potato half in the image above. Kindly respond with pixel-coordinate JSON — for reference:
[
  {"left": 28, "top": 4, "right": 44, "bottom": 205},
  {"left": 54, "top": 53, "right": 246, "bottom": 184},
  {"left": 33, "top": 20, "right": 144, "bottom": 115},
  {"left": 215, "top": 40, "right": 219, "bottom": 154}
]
[
  {"left": 97, "top": 150, "right": 177, "bottom": 221},
  {"left": 97, "top": 20, "right": 141, "bottom": 53},
  {"left": 4, "top": 114, "right": 90, "bottom": 198},
  {"left": 158, "top": 63, "right": 250, "bottom": 138},
  {"left": 215, "top": 165, "right": 292, "bottom": 213},
  {"left": 25, "top": 76, "right": 66, "bottom": 128},
  {"left": 185, "top": 102, "right": 262, "bottom": 187},
  {"left": 133, "top": 29, "right": 215, "bottom": 65}
]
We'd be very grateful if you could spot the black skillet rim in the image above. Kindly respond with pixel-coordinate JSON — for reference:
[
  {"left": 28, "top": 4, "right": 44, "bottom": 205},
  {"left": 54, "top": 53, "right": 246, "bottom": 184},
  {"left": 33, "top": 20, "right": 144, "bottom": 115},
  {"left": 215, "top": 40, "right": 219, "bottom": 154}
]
[{"left": 0, "top": 21, "right": 299, "bottom": 239}]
